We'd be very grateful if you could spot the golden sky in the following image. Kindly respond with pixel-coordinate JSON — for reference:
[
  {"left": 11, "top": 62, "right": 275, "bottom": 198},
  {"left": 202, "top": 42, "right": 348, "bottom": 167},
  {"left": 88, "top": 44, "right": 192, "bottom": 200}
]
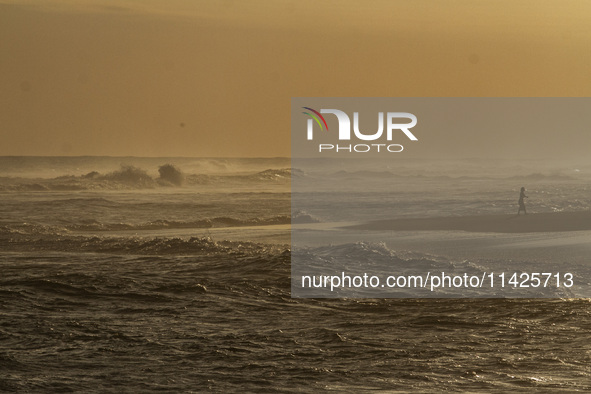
[{"left": 1, "top": 0, "right": 590, "bottom": 157}]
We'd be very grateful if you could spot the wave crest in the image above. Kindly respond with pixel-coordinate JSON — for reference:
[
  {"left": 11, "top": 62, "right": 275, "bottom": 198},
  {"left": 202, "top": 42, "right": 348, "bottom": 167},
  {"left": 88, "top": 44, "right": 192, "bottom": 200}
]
[
  {"left": 1, "top": 233, "right": 286, "bottom": 256},
  {"left": 0, "top": 166, "right": 292, "bottom": 191}
]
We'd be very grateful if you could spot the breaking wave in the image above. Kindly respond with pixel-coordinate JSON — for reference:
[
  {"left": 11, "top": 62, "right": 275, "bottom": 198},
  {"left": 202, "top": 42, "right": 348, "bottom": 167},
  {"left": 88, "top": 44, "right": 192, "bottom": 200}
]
[
  {"left": 100, "top": 165, "right": 154, "bottom": 186},
  {"left": 1, "top": 215, "right": 291, "bottom": 235},
  {"left": 0, "top": 166, "right": 292, "bottom": 191},
  {"left": 157, "top": 164, "right": 184, "bottom": 186},
  {"left": 291, "top": 210, "right": 321, "bottom": 224},
  {"left": 0, "top": 233, "right": 286, "bottom": 256}
]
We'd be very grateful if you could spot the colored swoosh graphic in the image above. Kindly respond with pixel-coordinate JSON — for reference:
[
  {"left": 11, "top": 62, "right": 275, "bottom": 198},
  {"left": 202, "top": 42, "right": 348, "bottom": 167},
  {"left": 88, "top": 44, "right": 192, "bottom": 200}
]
[{"left": 302, "top": 107, "right": 329, "bottom": 131}]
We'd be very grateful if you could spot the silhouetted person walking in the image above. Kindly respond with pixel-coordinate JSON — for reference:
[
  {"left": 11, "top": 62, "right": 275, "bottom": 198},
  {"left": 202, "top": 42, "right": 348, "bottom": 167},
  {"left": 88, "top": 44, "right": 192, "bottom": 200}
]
[{"left": 517, "top": 187, "right": 528, "bottom": 215}]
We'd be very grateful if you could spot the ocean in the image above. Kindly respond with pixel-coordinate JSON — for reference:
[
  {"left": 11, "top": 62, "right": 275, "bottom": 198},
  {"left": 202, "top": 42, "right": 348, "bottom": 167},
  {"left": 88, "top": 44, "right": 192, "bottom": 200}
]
[{"left": 1, "top": 156, "right": 590, "bottom": 391}]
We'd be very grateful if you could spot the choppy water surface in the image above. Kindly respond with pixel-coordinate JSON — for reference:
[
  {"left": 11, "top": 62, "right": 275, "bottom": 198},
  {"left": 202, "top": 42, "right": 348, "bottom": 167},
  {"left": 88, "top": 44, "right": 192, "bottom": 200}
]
[{"left": 1, "top": 157, "right": 590, "bottom": 391}]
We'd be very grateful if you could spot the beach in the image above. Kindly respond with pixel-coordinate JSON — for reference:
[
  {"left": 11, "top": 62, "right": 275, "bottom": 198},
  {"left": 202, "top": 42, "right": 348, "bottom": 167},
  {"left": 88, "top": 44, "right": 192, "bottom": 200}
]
[{"left": 346, "top": 211, "right": 591, "bottom": 233}]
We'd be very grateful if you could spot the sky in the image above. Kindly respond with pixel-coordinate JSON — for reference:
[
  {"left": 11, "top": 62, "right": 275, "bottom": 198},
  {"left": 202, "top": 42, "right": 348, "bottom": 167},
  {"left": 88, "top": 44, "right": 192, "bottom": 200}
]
[{"left": 1, "top": 0, "right": 590, "bottom": 157}]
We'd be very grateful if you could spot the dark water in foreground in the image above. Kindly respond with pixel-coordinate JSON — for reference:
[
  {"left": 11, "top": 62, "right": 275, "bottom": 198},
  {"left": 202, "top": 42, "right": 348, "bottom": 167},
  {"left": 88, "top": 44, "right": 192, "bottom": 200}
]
[{"left": 1, "top": 247, "right": 590, "bottom": 392}]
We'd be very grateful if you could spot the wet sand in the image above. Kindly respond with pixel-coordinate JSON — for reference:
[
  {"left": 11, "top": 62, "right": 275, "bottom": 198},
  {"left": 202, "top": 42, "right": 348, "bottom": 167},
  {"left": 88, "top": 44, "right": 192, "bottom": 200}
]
[{"left": 345, "top": 211, "right": 591, "bottom": 233}]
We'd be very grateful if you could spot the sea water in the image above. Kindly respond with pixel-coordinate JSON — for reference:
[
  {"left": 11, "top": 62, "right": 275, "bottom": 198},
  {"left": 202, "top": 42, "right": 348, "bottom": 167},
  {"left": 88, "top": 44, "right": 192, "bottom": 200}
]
[{"left": 1, "top": 157, "right": 590, "bottom": 391}]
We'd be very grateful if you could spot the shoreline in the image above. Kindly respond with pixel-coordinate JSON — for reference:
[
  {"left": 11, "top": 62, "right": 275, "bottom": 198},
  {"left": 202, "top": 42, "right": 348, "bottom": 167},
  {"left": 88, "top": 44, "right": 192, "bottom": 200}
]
[{"left": 344, "top": 211, "right": 591, "bottom": 233}]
